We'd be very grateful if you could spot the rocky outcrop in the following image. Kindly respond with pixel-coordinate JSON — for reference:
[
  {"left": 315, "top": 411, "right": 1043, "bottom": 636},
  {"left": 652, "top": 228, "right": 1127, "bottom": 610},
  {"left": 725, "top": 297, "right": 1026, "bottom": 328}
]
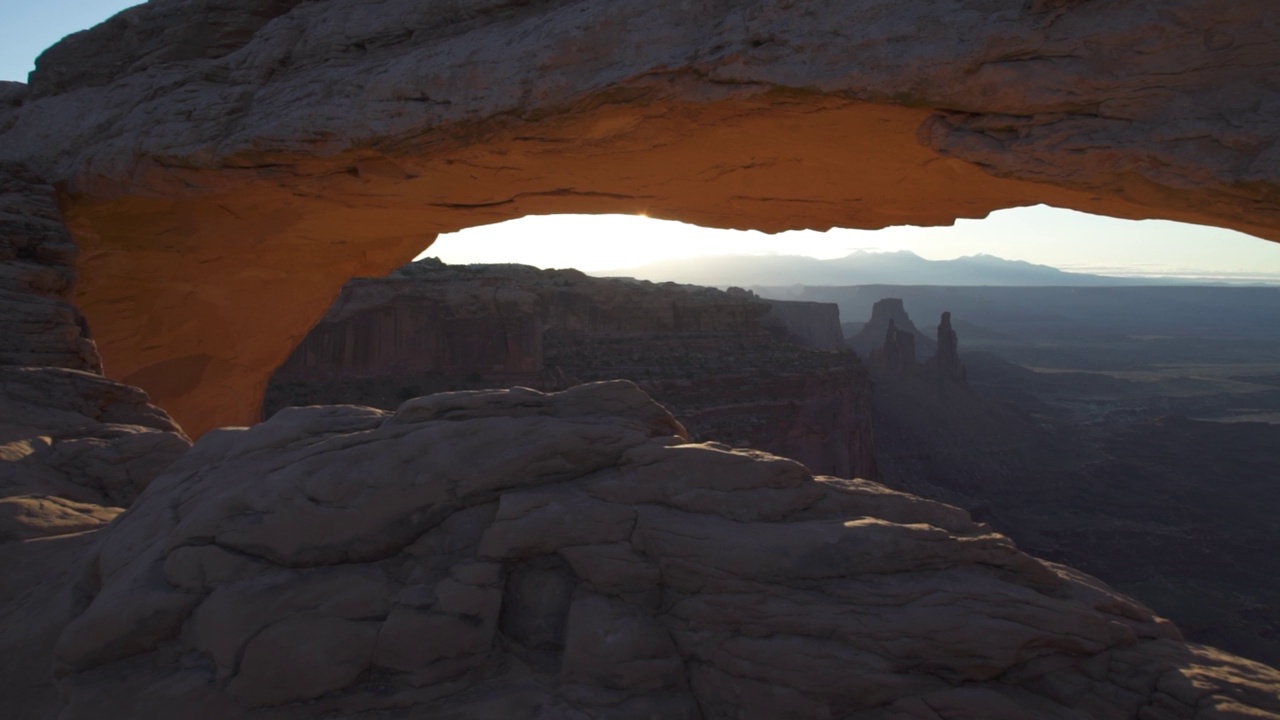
[
  {"left": 274, "top": 269, "right": 546, "bottom": 383},
  {"left": 0, "top": 367, "right": 190, "bottom": 518},
  {"left": 868, "top": 320, "right": 918, "bottom": 377},
  {"left": 647, "top": 365, "right": 877, "bottom": 481},
  {"left": 861, "top": 301, "right": 970, "bottom": 387},
  {"left": 0, "top": 0, "right": 1275, "bottom": 432},
  {"left": 45, "top": 381, "right": 1280, "bottom": 719},
  {"left": 850, "top": 298, "right": 934, "bottom": 360},
  {"left": 0, "top": 163, "right": 190, "bottom": 542},
  {"left": 760, "top": 298, "right": 846, "bottom": 351},
  {"left": 273, "top": 262, "right": 832, "bottom": 383},
  {"left": 929, "top": 311, "right": 968, "bottom": 385},
  {"left": 268, "top": 261, "right": 875, "bottom": 478},
  {"left": 0, "top": 162, "right": 99, "bottom": 373}
]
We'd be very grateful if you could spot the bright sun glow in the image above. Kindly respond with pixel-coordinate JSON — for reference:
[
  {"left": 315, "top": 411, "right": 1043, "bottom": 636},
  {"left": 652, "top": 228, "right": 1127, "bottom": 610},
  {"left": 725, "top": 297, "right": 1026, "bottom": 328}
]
[{"left": 421, "top": 206, "right": 1280, "bottom": 283}]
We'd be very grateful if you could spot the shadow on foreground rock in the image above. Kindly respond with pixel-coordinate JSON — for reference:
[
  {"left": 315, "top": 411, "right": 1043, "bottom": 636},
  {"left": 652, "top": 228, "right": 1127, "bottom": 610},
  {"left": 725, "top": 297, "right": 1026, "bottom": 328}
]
[{"left": 43, "top": 381, "right": 1280, "bottom": 719}]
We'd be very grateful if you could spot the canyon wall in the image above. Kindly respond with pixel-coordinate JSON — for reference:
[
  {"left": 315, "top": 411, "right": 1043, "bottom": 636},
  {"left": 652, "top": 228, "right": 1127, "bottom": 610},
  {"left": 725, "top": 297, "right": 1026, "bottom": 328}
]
[
  {"left": 268, "top": 261, "right": 875, "bottom": 479},
  {"left": 0, "top": 0, "right": 1276, "bottom": 433},
  {"left": 760, "top": 299, "right": 847, "bottom": 351}
]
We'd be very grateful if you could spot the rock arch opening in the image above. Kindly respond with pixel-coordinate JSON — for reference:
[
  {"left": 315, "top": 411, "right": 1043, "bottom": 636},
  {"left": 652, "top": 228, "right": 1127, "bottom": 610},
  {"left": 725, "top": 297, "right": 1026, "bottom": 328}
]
[{"left": 0, "top": 0, "right": 1274, "bottom": 436}]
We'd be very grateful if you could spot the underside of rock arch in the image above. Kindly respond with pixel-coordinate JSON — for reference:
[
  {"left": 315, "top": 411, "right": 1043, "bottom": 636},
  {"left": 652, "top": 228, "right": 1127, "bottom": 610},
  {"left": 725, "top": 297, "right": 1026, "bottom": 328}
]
[{"left": 1, "top": 0, "right": 1277, "bottom": 436}]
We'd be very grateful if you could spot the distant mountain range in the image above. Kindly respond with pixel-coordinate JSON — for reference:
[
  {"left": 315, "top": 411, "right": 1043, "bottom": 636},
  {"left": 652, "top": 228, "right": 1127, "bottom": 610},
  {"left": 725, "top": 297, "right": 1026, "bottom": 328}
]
[{"left": 594, "top": 250, "right": 1180, "bottom": 287}]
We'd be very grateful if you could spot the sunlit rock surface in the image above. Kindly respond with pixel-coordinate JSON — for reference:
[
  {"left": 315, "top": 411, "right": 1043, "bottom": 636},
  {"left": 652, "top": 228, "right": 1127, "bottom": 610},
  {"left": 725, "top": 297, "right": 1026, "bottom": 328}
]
[
  {"left": 0, "top": 0, "right": 1276, "bottom": 433},
  {"left": 46, "top": 381, "right": 1280, "bottom": 719}
]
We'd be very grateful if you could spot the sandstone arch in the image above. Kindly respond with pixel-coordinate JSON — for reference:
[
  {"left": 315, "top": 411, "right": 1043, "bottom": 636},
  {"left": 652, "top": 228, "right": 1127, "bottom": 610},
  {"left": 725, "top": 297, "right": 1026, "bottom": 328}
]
[{"left": 1, "top": 0, "right": 1277, "bottom": 436}]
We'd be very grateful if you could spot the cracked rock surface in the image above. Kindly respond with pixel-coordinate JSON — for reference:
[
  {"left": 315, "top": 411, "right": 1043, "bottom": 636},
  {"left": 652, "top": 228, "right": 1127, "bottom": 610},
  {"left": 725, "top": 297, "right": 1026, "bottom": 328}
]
[{"left": 50, "top": 381, "right": 1280, "bottom": 719}]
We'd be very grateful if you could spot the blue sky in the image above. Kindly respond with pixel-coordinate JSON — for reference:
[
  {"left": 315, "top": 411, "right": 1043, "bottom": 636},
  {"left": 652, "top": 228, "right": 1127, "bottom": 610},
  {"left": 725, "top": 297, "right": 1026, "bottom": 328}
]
[
  {"left": 7, "top": 2, "right": 1280, "bottom": 282},
  {"left": 0, "top": 1, "right": 138, "bottom": 84}
]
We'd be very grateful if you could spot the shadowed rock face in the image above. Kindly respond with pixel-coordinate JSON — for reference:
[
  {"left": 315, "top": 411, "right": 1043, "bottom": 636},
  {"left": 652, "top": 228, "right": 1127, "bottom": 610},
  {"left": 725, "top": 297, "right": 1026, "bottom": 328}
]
[
  {"left": 931, "top": 311, "right": 968, "bottom": 384},
  {"left": 851, "top": 298, "right": 933, "bottom": 361},
  {"left": 265, "top": 261, "right": 875, "bottom": 478},
  {"left": 1, "top": 0, "right": 1277, "bottom": 434},
  {"left": 0, "top": 163, "right": 190, "bottom": 542},
  {"left": 0, "top": 163, "right": 99, "bottom": 373},
  {"left": 46, "top": 381, "right": 1280, "bottom": 719}
]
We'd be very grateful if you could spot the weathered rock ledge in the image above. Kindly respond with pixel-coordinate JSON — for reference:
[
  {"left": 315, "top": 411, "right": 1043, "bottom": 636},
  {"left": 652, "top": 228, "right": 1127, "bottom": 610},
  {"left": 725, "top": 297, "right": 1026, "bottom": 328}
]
[{"left": 50, "top": 381, "right": 1280, "bottom": 719}]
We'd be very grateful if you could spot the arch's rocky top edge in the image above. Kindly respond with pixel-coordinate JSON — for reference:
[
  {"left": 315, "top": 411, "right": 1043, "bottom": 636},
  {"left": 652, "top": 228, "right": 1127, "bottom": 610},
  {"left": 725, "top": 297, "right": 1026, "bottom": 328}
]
[
  {"left": 3, "top": 0, "right": 1278, "bottom": 434},
  {"left": 48, "top": 380, "right": 1280, "bottom": 718},
  {"left": 2, "top": 0, "right": 1278, "bottom": 235}
]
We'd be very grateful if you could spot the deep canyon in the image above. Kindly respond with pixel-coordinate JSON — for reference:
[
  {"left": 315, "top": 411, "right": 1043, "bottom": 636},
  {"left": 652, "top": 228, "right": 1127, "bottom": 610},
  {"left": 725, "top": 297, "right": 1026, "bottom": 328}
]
[{"left": 2, "top": 0, "right": 1280, "bottom": 718}]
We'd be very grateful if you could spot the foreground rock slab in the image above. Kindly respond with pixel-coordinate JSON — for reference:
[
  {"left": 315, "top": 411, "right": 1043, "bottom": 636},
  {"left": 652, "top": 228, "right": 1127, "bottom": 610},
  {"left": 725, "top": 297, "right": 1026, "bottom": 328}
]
[
  {"left": 0, "top": 366, "right": 191, "bottom": 541},
  {"left": 51, "top": 382, "right": 1280, "bottom": 719}
]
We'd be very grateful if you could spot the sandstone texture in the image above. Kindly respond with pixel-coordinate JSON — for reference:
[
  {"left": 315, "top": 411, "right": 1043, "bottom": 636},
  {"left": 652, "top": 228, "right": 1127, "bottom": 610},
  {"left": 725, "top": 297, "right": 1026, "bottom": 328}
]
[
  {"left": 46, "top": 381, "right": 1280, "bottom": 719},
  {"left": 0, "top": 162, "right": 99, "bottom": 373},
  {"left": 0, "top": 367, "right": 191, "bottom": 527},
  {"left": 0, "top": 0, "right": 1274, "bottom": 432},
  {"left": 267, "top": 260, "right": 876, "bottom": 478},
  {"left": 0, "top": 163, "right": 191, "bottom": 541},
  {"left": 0, "top": 163, "right": 193, "bottom": 716}
]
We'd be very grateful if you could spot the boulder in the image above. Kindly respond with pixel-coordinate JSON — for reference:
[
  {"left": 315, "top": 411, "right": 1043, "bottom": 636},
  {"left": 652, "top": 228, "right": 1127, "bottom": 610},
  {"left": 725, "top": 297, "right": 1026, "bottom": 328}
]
[
  {"left": 48, "top": 381, "right": 1280, "bottom": 719},
  {"left": 0, "top": 366, "right": 191, "bottom": 539}
]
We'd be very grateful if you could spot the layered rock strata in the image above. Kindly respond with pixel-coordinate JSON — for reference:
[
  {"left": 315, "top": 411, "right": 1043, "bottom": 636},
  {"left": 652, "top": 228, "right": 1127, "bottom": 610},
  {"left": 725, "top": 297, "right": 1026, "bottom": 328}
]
[
  {"left": 0, "top": 162, "right": 99, "bottom": 372},
  {"left": 0, "top": 163, "right": 191, "bottom": 542},
  {"left": 49, "top": 381, "right": 1280, "bottom": 719},
  {"left": 0, "top": 0, "right": 1276, "bottom": 432},
  {"left": 267, "top": 261, "right": 875, "bottom": 478}
]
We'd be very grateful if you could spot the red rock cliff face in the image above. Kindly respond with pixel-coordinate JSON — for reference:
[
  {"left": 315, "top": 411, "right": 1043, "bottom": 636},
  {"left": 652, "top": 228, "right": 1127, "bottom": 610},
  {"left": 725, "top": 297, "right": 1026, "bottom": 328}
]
[
  {"left": 652, "top": 367, "right": 877, "bottom": 481},
  {"left": 276, "top": 275, "right": 545, "bottom": 380},
  {"left": 761, "top": 299, "right": 847, "bottom": 351},
  {"left": 269, "top": 261, "right": 876, "bottom": 479}
]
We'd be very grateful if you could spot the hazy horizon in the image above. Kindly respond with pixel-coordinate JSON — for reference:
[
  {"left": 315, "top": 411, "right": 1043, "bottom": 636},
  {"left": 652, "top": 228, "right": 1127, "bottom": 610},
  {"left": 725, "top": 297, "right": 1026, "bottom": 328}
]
[
  {"left": 422, "top": 209, "right": 1280, "bottom": 286},
  {"left": 584, "top": 248, "right": 1280, "bottom": 286}
]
